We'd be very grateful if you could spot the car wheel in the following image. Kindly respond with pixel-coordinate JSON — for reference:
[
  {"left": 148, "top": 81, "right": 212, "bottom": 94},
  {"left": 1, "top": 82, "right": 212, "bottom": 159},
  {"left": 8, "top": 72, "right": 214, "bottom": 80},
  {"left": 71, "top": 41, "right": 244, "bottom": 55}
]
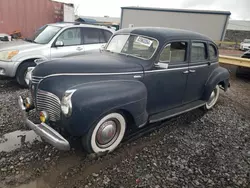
[
  {"left": 82, "top": 112, "right": 126, "bottom": 154},
  {"left": 16, "top": 62, "right": 35, "bottom": 88},
  {"left": 204, "top": 85, "right": 220, "bottom": 110}
]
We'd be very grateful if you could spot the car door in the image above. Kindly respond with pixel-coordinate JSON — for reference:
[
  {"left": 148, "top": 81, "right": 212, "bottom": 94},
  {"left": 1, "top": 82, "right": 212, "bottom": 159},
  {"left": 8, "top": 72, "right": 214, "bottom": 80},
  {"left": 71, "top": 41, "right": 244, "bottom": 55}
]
[
  {"left": 183, "top": 41, "right": 217, "bottom": 103},
  {"left": 82, "top": 28, "right": 112, "bottom": 54},
  {"left": 50, "top": 27, "right": 85, "bottom": 59},
  {"left": 144, "top": 41, "right": 189, "bottom": 114}
]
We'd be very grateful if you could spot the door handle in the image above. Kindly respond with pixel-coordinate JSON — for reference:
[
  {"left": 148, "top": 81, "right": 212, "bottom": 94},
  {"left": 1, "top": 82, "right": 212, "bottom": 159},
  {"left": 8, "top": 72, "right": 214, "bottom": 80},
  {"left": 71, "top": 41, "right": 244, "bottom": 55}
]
[
  {"left": 183, "top": 70, "right": 189, "bottom": 74},
  {"left": 189, "top": 69, "right": 196, "bottom": 73},
  {"left": 76, "top": 47, "right": 83, "bottom": 51}
]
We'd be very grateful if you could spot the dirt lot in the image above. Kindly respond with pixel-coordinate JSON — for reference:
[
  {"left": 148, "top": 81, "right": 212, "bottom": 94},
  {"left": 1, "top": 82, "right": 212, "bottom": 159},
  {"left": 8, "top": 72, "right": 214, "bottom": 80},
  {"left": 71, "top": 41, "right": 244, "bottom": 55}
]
[{"left": 0, "top": 72, "right": 250, "bottom": 188}]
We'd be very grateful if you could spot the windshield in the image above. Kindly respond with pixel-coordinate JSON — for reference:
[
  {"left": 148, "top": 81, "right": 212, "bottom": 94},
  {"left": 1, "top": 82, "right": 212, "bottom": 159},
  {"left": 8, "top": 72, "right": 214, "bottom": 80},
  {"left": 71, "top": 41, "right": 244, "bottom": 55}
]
[
  {"left": 27, "top": 25, "right": 62, "bottom": 44},
  {"left": 243, "top": 39, "right": 250, "bottom": 43},
  {"left": 106, "top": 34, "right": 158, "bottom": 60}
]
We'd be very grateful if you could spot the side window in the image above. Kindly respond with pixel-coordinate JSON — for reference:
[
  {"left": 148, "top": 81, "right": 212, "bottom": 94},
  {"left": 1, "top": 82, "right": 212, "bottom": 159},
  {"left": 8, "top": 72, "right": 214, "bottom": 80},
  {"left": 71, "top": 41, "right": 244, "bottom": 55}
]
[
  {"left": 99, "top": 30, "right": 106, "bottom": 43},
  {"left": 83, "top": 28, "right": 99, "bottom": 44},
  {"left": 83, "top": 28, "right": 107, "bottom": 44},
  {"left": 209, "top": 44, "right": 218, "bottom": 61},
  {"left": 159, "top": 42, "right": 187, "bottom": 63},
  {"left": 57, "top": 28, "right": 81, "bottom": 46},
  {"left": 103, "top": 30, "right": 113, "bottom": 42},
  {"left": 191, "top": 42, "right": 208, "bottom": 62}
]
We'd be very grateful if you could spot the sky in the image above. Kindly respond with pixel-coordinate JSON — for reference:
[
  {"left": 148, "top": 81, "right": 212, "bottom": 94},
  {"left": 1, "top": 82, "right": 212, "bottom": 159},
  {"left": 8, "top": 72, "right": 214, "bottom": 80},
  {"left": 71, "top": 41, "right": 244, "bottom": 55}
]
[{"left": 69, "top": 0, "right": 250, "bottom": 20}]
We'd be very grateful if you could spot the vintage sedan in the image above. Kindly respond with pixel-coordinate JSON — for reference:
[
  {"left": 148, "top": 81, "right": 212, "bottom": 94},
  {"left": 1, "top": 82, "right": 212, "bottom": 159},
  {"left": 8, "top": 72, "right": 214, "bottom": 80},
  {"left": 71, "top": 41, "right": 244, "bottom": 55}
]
[{"left": 18, "top": 27, "right": 230, "bottom": 154}]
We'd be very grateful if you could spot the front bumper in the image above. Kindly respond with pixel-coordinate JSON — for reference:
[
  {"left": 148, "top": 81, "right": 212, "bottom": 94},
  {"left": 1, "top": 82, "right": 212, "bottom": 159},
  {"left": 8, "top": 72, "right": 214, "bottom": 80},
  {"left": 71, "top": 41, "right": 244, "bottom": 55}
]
[
  {"left": 0, "top": 60, "right": 17, "bottom": 77},
  {"left": 18, "top": 96, "right": 70, "bottom": 151},
  {"left": 241, "top": 46, "right": 250, "bottom": 50}
]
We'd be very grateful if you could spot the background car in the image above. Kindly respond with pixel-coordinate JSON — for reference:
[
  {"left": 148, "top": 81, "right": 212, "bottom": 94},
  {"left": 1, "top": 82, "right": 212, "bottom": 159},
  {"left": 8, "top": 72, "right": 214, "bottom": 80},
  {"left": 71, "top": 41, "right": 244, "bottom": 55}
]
[
  {"left": 0, "top": 33, "right": 11, "bottom": 42},
  {"left": 0, "top": 22, "right": 114, "bottom": 87},
  {"left": 240, "top": 39, "right": 250, "bottom": 51}
]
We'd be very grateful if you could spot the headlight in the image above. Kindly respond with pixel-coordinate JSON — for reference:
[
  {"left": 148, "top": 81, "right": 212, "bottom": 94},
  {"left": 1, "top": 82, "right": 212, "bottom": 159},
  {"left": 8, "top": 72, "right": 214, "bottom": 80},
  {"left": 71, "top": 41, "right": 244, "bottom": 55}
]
[
  {"left": 0, "top": 50, "right": 19, "bottom": 61},
  {"left": 61, "top": 89, "right": 76, "bottom": 117}
]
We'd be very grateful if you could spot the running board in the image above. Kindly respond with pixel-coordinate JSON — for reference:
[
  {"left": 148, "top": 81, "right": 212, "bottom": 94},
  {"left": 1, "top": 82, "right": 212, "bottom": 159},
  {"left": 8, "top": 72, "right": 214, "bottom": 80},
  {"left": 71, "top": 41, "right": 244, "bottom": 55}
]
[{"left": 149, "top": 100, "right": 206, "bottom": 123}]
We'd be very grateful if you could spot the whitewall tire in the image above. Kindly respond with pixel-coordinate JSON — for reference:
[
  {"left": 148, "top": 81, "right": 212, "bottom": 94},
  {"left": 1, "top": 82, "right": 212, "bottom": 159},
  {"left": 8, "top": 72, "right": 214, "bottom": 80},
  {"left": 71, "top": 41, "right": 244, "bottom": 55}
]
[
  {"left": 82, "top": 112, "right": 126, "bottom": 154},
  {"left": 204, "top": 85, "right": 220, "bottom": 110}
]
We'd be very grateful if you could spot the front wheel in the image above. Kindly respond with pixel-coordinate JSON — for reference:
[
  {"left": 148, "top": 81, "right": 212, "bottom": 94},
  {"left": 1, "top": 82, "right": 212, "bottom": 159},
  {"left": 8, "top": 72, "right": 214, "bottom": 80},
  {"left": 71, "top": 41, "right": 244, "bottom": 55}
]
[
  {"left": 16, "top": 62, "right": 35, "bottom": 88},
  {"left": 82, "top": 112, "right": 126, "bottom": 154},
  {"left": 204, "top": 85, "right": 220, "bottom": 110}
]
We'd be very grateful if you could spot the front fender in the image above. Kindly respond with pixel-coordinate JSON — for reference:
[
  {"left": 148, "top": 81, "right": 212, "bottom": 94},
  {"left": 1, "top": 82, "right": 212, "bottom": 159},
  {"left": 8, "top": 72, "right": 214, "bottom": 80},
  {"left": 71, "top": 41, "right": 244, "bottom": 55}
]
[
  {"left": 65, "top": 80, "right": 148, "bottom": 136},
  {"left": 202, "top": 66, "right": 230, "bottom": 101},
  {"left": 13, "top": 55, "right": 49, "bottom": 75}
]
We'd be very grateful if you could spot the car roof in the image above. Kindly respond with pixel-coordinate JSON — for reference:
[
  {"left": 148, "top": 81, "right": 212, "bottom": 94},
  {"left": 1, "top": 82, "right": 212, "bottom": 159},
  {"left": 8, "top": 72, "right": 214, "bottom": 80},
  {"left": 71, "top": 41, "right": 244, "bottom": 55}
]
[
  {"left": 47, "top": 22, "right": 114, "bottom": 32},
  {"left": 115, "top": 27, "right": 212, "bottom": 42}
]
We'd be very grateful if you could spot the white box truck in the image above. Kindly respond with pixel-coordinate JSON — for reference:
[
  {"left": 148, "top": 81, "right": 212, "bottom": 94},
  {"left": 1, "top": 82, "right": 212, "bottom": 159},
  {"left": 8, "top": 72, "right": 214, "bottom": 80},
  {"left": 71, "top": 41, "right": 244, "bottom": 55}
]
[{"left": 120, "top": 7, "right": 231, "bottom": 41}]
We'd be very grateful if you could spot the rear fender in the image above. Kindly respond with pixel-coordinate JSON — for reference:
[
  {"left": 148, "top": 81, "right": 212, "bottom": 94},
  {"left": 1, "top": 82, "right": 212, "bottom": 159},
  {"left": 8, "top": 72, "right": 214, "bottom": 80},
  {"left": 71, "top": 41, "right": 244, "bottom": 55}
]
[
  {"left": 67, "top": 80, "right": 148, "bottom": 136},
  {"left": 202, "top": 66, "right": 230, "bottom": 101}
]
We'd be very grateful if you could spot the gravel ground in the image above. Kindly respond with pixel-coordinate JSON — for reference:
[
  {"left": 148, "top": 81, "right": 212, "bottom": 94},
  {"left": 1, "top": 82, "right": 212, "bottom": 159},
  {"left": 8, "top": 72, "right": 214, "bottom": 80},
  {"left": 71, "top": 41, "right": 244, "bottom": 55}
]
[{"left": 0, "top": 75, "right": 250, "bottom": 188}]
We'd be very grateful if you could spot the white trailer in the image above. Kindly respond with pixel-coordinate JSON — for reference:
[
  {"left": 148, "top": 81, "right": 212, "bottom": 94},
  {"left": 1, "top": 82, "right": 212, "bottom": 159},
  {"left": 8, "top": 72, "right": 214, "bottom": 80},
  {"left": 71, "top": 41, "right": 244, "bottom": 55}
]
[
  {"left": 63, "top": 3, "right": 75, "bottom": 22},
  {"left": 120, "top": 7, "right": 231, "bottom": 41}
]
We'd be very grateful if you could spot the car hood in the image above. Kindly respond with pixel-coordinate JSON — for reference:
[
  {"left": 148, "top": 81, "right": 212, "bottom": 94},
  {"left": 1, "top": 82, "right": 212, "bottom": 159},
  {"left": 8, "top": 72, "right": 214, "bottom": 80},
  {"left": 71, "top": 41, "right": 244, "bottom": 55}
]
[
  {"left": 33, "top": 52, "right": 145, "bottom": 77},
  {"left": 0, "top": 40, "right": 41, "bottom": 51}
]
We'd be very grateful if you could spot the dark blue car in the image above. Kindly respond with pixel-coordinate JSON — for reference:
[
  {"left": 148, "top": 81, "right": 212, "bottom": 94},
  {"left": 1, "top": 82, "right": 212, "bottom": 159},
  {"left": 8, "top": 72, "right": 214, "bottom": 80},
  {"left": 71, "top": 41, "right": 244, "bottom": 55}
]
[{"left": 19, "top": 27, "right": 230, "bottom": 154}]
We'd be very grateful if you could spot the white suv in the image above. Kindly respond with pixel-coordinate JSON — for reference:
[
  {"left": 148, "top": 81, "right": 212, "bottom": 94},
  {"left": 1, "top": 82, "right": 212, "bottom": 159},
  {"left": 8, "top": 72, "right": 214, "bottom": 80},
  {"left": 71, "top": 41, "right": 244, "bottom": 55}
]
[
  {"left": 0, "top": 23, "right": 114, "bottom": 87},
  {"left": 240, "top": 39, "right": 250, "bottom": 51}
]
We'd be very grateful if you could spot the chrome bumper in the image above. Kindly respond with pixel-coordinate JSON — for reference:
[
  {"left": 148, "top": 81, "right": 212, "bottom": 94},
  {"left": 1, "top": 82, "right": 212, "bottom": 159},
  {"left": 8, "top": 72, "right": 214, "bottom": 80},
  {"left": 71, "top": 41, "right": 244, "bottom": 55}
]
[{"left": 18, "top": 96, "right": 70, "bottom": 151}]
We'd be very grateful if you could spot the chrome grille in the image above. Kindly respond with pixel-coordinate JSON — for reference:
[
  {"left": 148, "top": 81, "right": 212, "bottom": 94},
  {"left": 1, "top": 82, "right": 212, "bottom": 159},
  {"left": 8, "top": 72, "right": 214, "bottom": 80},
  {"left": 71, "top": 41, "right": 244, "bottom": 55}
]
[{"left": 36, "top": 90, "right": 61, "bottom": 122}]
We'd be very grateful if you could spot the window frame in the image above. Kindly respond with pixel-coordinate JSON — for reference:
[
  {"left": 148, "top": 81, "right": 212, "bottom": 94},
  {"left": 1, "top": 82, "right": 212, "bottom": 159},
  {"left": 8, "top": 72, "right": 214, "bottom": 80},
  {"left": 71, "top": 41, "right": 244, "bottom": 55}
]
[
  {"left": 158, "top": 40, "right": 189, "bottom": 65},
  {"left": 208, "top": 43, "right": 218, "bottom": 62},
  {"left": 52, "top": 27, "right": 83, "bottom": 47},
  {"left": 190, "top": 40, "right": 209, "bottom": 64}
]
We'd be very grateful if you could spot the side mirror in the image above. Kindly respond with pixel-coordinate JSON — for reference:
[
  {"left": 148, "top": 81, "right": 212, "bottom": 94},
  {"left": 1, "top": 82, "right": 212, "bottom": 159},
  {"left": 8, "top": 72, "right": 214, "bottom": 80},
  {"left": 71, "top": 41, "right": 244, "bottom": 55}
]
[{"left": 55, "top": 41, "right": 64, "bottom": 47}]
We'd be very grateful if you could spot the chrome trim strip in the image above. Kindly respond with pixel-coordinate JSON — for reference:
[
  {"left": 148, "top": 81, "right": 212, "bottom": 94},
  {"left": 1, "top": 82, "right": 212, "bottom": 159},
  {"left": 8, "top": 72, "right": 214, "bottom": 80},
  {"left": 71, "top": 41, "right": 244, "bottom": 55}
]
[
  {"left": 189, "top": 64, "right": 207, "bottom": 69},
  {"left": 32, "top": 76, "right": 44, "bottom": 79},
  {"left": 145, "top": 66, "right": 188, "bottom": 73},
  {"left": 35, "top": 62, "right": 218, "bottom": 80},
  {"left": 42, "top": 71, "right": 144, "bottom": 80}
]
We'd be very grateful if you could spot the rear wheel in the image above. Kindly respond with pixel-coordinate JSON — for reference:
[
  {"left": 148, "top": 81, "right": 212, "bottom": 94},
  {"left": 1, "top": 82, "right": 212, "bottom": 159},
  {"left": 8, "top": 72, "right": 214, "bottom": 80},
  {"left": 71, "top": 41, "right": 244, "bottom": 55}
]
[
  {"left": 82, "top": 112, "right": 126, "bottom": 154},
  {"left": 16, "top": 61, "right": 35, "bottom": 88},
  {"left": 204, "top": 85, "right": 220, "bottom": 110}
]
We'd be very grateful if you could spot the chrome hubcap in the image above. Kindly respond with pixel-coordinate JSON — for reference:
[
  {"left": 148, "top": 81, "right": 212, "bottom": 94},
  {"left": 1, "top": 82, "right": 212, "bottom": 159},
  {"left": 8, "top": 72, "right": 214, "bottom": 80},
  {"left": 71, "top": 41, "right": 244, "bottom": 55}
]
[
  {"left": 208, "top": 91, "right": 215, "bottom": 104},
  {"left": 206, "top": 87, "right": 218, "bottom": 108},
  {"left": 96, "top": 119, "right": 120, "bottom": 148}
]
